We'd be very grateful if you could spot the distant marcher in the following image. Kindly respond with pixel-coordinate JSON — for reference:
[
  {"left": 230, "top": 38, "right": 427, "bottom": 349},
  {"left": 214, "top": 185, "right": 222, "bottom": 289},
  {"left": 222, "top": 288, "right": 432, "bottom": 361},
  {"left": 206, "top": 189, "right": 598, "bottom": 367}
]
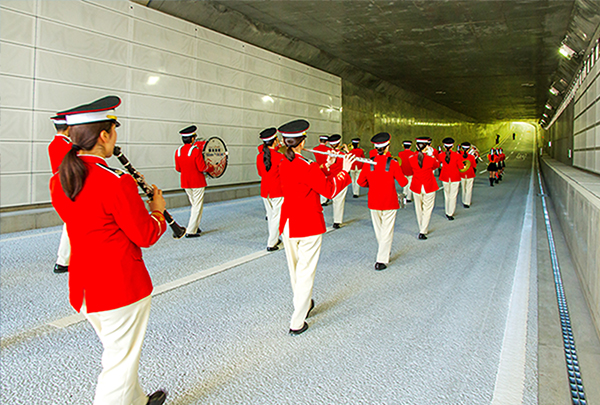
[
  {"left": 174, "top": 125, "right": 208, "bottom": 238},
  {"left": 348, "top": 138, "right": 365, "bottom": 197},
  {"left": 48, "top": 114, "right": 71, "bottom": 274},
  {"left": 256, "top": 127, "right": 284, "bottom": 251},
  {"left": 409, "top": 138, "right": 439, "bottom": 240},
  {"left": 357, "top": 132, "right": 407, "bottom": 270},
  {"left": 436, "top": 137, "right": 463, "bottom": 220},
  {"left": 398, "top": 140, "right": 415, "bottom": 203},
  {"left": 327, "top": 134, "right": 349, "bottom": 229},
  {"left": 459, "top": 142, "right": 477, "bottom": 208},
  {"left": 313, "top": 135, "right": 332, "bottom": 206}
]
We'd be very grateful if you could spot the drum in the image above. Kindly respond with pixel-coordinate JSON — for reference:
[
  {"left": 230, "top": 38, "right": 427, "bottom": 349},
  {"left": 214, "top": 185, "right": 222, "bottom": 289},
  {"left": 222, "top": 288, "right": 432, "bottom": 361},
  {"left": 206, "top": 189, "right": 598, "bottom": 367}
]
[{"left": 202, "top": 136, "right": 229, "bottom": 178}]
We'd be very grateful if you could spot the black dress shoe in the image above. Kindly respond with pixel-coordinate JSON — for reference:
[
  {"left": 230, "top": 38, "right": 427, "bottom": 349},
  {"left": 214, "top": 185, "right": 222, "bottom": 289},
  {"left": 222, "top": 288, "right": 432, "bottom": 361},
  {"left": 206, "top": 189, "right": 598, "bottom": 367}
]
[
  {"left": 418, "top": 233, "right": 428, "bottom": 240},
  {"left": 185, "top": 232, "right": 201, "bottom": 238},
  {"left": 406, "top": 199, "right": 412, "bottom": 203},
  {"left": 306, "top": 299, "right": 315, "bottom": 317},
  {"left": 332, "top": 223, "right": 341, "bottom": 229},
  {"left": 147, "top": 390, "right": 167, "bottom": 405},
  {"left": 446, "top": 215, "right": 454, "bottom": 220},
  {"left": 289, "top": 322, "right": 309, "bottom": 335},
  {"left": 53, "top": 264, "right": 68, "bottom": 274},
  {"left": 463, "top": 204, "right": 470, "bottom": 208},
  {"left": 374, "top": 262, "right": 387, "bottom": 271},
  {"left": 353, "top": 194, "right": 359, "bottom": 198},
  {"left": 266, "top": 245, "right": 279, "bottom": 252}
]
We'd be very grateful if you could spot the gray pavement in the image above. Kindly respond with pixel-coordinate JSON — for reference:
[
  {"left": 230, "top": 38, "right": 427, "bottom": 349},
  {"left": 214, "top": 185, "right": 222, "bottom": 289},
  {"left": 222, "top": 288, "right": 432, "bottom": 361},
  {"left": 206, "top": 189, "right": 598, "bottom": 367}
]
[{"left": 1, "top": 134, "right": 598, "bottom": 404}]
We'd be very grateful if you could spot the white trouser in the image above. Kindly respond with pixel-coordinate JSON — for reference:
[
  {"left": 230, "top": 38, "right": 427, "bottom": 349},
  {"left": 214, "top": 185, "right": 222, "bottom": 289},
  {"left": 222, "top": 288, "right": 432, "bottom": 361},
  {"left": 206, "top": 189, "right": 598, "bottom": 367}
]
[
  {"left": 413, "top": 187, "right": 436, "bottom": 234},
  {"left": 332, "top": 185, "right": 348, "bottom": 224},
  {"left": 82, "top": 296, "right": 152, "bottom": 405},
  {"left": 262, "top": 196, "right": 283, "bottom": 248},
  {"left": 185, "top": 187, "right": 205, "bottom": 233},
  {"left": 370, "top": 209, "right": 397, "bottom": 264},
  {"left": 442, "top": 181, "right": 460, "bottom": 216},
  {"left": 349, "top": 169, "right": 360, "bottom": 196},
  {"left": 282, "top": 221, "right": 322, "bottom": 330},
  {"left": 403, "top": 175, "right": 413, "bottom": 201},
  {"left": 461, "top": 177, "right": 474, "bottom": 206},
  {"left": 56, "top": 223, "right": 71, "bottom": 266}
]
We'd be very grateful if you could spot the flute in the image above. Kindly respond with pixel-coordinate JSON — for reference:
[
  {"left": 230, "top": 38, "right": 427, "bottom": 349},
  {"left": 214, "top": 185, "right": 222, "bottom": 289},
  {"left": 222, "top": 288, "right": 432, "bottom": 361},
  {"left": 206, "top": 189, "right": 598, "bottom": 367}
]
[
  {"left": 112, "top": 146, "right": 187, "bottom": 239},
  {"left": 304, "top": 148, "right": 377, "bottom": 165}
]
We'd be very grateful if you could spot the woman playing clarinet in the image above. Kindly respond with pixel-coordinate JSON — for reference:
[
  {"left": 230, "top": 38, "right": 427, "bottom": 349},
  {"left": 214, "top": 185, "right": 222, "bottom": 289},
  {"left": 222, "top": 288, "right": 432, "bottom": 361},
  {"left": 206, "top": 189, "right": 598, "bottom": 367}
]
[
  {"left": 357, "top": 132, "right": 407, "bottom": 270},
  {"left": 50, "top": 96, "right": 167, "bottom": 405},
  {"left": 256, "top": 127, "right": 284, "bottom": 251},
  {"left": 278, "top": 119, "right": 355, "bottom": 335}
]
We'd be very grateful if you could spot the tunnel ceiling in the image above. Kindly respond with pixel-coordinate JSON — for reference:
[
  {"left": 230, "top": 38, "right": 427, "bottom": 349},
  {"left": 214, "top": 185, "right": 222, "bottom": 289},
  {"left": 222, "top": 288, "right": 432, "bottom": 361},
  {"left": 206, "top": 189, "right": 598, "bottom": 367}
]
[{"left": 142, "top": 0, "right": 592, "bottom": 123}]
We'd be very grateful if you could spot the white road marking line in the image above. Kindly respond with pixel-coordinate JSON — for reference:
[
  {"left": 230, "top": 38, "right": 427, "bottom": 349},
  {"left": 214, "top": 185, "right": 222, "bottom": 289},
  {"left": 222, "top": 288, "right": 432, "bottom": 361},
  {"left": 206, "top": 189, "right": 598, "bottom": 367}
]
[
  {"left": 0, "top": 230, "right": 62, "bottom": 242},
  {"left": 491, "top": 142, "right": 534, "bottom": 404}
]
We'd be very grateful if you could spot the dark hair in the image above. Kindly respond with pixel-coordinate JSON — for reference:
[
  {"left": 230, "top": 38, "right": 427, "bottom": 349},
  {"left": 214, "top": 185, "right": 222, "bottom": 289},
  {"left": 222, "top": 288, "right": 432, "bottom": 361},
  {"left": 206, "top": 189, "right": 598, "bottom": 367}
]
[
  {"left": 262, "top": 139, "right": 275, "bottom": 171},
  {"left": 283, "top": 135, "right": 306, "bottom": 162},
  {"left": 59, "top": 121, "right": 114, "bottom": 201},
  {"left": 182, "top": 135, "right": 195, "bottom": 144},
  {"left": 376, "top": 146, "right": 386, "bottom": 155},
  {"left": 416, "top": 143, "right": 427, "bottom": 151},
  {"left": 54, "top": 123, "right": 68, "bottom": 132}
]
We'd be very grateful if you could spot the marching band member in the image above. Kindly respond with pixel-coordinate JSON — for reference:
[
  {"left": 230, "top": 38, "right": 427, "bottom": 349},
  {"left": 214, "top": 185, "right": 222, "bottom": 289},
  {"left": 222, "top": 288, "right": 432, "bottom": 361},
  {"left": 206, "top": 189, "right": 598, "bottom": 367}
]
[
  {"left": 174, "top": 125, "right": 208, "bottom": 238},
  {"left": 327, "top": 134, "right": 349, "bottom": 229},
  {"left": 409, "top": 137, "right": 439, "bottom": 240},
  {"left": 436, "top": 137, "right": 463, "bottom": 220},
  {"left": 459, "top": 142, "right": 477, "bottom": 208},
  {"left": 349, "top": 138, "right": 365, "bottom": 198},
  {"left": 357, "top": 132, "right": 407, "bottom": 270},
  {"left": 498, "top": 147, "right": 506, "bottom": 181},
  {"left": 278, "top": 119, "right": 354, "bottom": 335},
  {"left": 48, "top": 114, "right": 71, "bottom": 274},
  {"left": 50, "top": 96, "right": 167, "bottom": 405},
  {"left": 313, "top": 134, "right": 332, "bottom": 206},
  {"left": 256, "top": 127, "right": 284, "bottom": 251},
  {"left": 487, "top": 148, "right": 498, "bottom": 186},
  {"left": 398, "top": 140, "right": 415, "bottom": 203}
]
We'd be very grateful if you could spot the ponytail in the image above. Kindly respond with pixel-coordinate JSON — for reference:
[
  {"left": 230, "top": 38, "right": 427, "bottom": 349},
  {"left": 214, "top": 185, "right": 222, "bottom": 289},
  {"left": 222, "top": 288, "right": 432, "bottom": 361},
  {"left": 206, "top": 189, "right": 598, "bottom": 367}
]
[
  {"left": 59, "top": 121, "right": 113, "bottom": 201},
  {"left": 283, "top": 135, "right": 306, "bottom": 162},
  {"left": 262, "top": 140, "right": 274, "bottom": 171}
]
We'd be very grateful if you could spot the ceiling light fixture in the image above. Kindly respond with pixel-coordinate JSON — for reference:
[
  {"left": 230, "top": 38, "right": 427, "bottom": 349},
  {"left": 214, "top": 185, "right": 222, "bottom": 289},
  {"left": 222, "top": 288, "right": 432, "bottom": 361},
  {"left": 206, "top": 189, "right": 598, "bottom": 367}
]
[
  {"left": 549, "top": 87, "right": 559, "bottom": 96},
  {"left": 559, "top": 43, "right": 576, "bottom": 59},
  {"left": 545, "top": 103, "right": 552, "bottom": 110}
]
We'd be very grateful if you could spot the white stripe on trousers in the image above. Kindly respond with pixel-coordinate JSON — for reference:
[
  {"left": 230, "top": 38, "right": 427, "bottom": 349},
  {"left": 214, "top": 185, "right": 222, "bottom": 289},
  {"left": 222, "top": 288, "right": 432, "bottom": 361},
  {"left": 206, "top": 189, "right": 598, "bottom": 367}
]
[
  {"left": 185, "top": 187, "right": 205, "bottom": 233},
  {"left": 370, "top": 209, "right": 397, "bottom": 264},
  {"left": 442, "top": 181, "right": 460, "bottom": 216},
  {"left": 262, "top": 196, "right": 283, "bottom": 248},
  {"left": 413, "top": 187, "right": 436, "bottom": 234},
  {"left": 461, "top": 177, "right": 474, "bottom": 206},
  {"left": 56, "top": 223, "right": 71, "bottom": 266},
  {"left": 332, "top": 185, "right": 348, "bottom": 224},
  {"left": 282, "top": 221, "right": 322, "bottom": 330},
  {"left": 349, "top": 169, "right": 360, "bottom": 196},
  {"left": 82, "top": 296, "right": 151, "bottom": 405}
]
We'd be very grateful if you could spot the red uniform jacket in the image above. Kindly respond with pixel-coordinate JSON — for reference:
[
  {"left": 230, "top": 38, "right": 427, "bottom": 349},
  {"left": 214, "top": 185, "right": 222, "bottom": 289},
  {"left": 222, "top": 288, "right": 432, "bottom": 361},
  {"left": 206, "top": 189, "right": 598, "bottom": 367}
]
[
  {"left": 349, "top": 147, "right": 365, "bottom": 170},
  {"left": 329, "top": 147, "right": 346, "bottom": 175},
  {"left": 279, "top": 154, "right": 351, "bottom": 238},
  {"left": 408, "top": 153, "right": 440, "bottom": 194},
  {"left": 398, "top": 149, "right": 415, "bottom": 177},
  {"left": 357, "top": 155, "right": 408, "bottom": 210},
  {"left": 48, "top": 134, "right": 71, "bottom": 174},
  {"left": 312, "top": 144, "right": 331, "bottom": 172},
  {"left": 50, "top": 155, "right": 167, "bottom": 313},
  {"left": 175, "top": 143, "right": 208, "bottom": 188},
  {"left": 436, "top": 150, "right": 463, "bottom": 183},
  {"left": 460, "top": 153, "right": 477, "bottom": 179},
  {"left": 256, "top": 146, "right": 284, "bottom": 198}
]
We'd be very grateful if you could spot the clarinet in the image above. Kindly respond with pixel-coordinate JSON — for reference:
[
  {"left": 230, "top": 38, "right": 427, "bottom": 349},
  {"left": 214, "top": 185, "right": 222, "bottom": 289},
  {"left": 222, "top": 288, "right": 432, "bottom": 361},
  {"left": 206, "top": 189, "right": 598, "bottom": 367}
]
[{"left": 112, "top": 146, "right": 186, "bottom": 239}]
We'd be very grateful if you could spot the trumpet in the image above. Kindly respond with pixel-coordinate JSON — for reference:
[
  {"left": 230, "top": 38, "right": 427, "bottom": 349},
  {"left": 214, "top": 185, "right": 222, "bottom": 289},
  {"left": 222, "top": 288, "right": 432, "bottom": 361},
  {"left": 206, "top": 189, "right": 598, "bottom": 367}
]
[{"left": 304, "top": 147, "right": 377, "bottom": 165}]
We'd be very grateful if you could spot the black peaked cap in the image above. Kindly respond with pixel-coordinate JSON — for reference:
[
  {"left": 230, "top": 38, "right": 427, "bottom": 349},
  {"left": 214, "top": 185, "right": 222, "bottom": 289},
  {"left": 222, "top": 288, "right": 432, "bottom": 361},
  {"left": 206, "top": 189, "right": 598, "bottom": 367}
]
[
  {"left": 278, "top": 119, "right": 309, "bottom": 136},
  {"left": 180, "top": 125, "right": 197, "bottom": 135},
  {"left": 259, "top": 127, "right": 277, "bottom": 139},
  {"left": 371, "top": 132, "right": 390, "bottom": 144}
]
